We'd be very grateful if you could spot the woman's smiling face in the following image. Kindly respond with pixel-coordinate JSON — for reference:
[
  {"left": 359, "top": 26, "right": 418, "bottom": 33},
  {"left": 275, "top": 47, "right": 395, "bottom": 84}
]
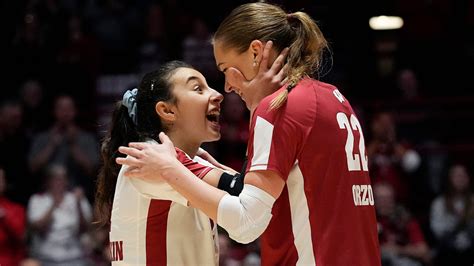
[
  {"left": 168, "top": 67, "right": 224, "bottom": 144},
  {"left": 213, "top": 40, "right": 258, "bottom": 109}
]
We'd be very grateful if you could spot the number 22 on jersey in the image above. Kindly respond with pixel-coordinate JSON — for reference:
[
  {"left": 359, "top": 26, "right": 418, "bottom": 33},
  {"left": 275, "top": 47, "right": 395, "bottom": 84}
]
[
  {"left": 336, "top": 113, "right": 368, "bottom": 172},
  {"left": 337, "top": 112, "right": 374, "bottom": 206}
]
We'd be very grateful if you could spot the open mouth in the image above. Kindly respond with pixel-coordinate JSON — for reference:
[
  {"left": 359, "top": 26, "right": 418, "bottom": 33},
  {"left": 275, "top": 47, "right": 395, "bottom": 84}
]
[{"left": 206, "top": 112, "right": 220, "bottom": 123}]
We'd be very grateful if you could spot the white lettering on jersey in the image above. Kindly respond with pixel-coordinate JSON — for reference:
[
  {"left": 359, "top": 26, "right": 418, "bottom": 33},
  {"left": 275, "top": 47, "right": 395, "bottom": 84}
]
[
  {"left": 352, "top": 185, "right": 374, "bottom": 206},
  {"left": 333, "top": 89, "right": 345, "bottom": 103}
]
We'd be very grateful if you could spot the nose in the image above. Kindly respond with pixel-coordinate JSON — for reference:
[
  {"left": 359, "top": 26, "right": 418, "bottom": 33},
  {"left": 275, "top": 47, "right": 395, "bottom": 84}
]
[
  {"left": 224, "top": 79, "right": 233, "bottom": 93},
  {"left": 211, "top": 89, "right": 224, "bottom": 104}
]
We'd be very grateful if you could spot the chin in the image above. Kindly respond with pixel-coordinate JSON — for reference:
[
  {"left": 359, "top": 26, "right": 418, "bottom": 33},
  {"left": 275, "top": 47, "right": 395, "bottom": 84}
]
[
  {"left": 206, "top": 132, "right": 221, "bottom": 142},
  {"left": 244, "top": 101, "right": 252, "bottom": 110}
]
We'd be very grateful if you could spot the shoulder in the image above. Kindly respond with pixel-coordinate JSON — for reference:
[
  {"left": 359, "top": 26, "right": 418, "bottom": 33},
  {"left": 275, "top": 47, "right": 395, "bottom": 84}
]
[{"left": 258, "top": 79, "right": 339, "bottom": 110}]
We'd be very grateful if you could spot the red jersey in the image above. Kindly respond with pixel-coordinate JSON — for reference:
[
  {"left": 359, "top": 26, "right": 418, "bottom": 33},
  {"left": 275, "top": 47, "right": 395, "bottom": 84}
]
[{"left": 246, "top": 79, "right": 381, "bottom": 265}]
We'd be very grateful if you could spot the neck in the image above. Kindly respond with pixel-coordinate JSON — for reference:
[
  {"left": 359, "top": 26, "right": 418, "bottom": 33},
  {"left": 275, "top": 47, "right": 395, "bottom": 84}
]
[{"left": 166, "top": 130, "right": 200, "bottom": 158}]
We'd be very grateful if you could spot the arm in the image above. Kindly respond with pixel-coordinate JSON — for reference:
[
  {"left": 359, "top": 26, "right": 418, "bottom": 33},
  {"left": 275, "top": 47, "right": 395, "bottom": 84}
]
[
  {"left": 117, "top": 133, "right": 285, "bottom": 243},
  {"left": 397, "top": 242, "right": 430, "bottom": 262},
  {"left": 28, "top": 130, "right": 62, "bottom": 173},
  {"left": 196, "top": 147, "right": 237, "bottom": 174},
  {"left": 70, "top": 142, "right": 96, "bottom": 176},
  {"left": 29, "top": 197, "right": 60, "bottom": 234},
  {"left": 123, "top": 150, "right": 243, "bottom": 204},
  {"left": 117, "top": 139, "right": 225, "bottom": 219},
  {"left": 430, "top": 198, "right": 453, "bottom": 239},
  {"left": 68, "top": 127, "right": 99, "bottom": 176},
  {"left": 73, "top": 187, "right": 91, "bottom": 233}
]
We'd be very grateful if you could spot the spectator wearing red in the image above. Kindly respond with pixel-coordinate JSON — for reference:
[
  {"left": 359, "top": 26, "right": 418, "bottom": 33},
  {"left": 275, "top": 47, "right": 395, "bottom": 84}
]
[
  {"left": 0, "top": 166, "right": 26, "bottom": 266},
  {"left": 375, "top": 182, "right": 431, "bottom": 266}
]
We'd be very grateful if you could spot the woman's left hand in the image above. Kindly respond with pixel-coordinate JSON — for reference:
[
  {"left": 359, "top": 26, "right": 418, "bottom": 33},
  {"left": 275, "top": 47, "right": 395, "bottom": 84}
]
[{"left": 116, "top": 132, "right": 179, "bottom": 181}]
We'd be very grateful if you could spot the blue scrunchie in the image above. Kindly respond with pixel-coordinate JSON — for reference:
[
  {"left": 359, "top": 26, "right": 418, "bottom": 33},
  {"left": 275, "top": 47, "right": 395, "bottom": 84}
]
[{"left": 122, "top": 88, "right": 138, "bottom": 125}]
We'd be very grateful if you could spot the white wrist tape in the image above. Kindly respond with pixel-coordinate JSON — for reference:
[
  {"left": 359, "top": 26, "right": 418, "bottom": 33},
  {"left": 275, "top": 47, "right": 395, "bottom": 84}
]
[{"left": 217, "top": 184, "right": 275, "bottom": 244}]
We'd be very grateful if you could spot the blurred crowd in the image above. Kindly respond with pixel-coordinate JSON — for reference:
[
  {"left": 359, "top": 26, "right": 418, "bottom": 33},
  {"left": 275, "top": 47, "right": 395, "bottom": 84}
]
[{"left": 1, "top": 0, "right": 473, "bottom": 266}]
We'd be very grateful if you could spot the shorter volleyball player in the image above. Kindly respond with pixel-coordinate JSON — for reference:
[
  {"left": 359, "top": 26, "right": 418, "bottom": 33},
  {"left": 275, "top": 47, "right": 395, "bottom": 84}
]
[{"left": 95, "top": 61, "right": 244, "bottom": 265}]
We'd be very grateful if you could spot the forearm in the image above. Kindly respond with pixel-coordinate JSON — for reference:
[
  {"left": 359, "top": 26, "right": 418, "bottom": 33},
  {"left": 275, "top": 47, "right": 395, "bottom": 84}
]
[
  {"left": 164, "top": 163, "right": 275, "bottom": 243},
  {"left": 399, "top": 243, "right": 429, "bottom": 261},
  {"left": 163, "top": 162, "right": 226, "bottom": 220},
  {"left": 31, "top": 207, "right": 55, "bottom": 232},
  {"left": 77, "top": 200, "right": 88, "bottom": 232},
  {"left": 197, "top": 148, "right": 238, "bottom": 175}
]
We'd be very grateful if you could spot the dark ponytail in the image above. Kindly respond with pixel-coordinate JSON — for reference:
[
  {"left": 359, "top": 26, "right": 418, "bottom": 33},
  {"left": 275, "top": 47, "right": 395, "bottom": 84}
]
[{"left": 94, "top": 102, "right": 139, "bottom": 227}]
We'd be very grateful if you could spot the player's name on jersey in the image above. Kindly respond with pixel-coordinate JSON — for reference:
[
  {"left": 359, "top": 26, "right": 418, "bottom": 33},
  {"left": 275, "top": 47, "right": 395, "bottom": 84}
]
[{"left": 352, "top": 184, "right": 374, "bottom": 206}]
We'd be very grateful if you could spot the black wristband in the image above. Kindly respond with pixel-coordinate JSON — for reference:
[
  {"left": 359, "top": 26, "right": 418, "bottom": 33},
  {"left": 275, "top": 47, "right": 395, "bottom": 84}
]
[{"left": 217, "top": 172, "right": 244, "bottom": 196}]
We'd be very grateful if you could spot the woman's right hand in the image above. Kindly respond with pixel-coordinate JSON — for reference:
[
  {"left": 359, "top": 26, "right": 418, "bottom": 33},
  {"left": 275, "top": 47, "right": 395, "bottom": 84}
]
[{"left": 226, "top": 41, "right": 289, "bottom": 112}]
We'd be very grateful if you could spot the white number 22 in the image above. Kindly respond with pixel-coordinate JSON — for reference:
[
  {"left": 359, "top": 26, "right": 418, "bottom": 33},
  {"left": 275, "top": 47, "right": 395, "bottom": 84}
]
[{"left": 336, "top": 113, "right": 368, "bottom": 172}]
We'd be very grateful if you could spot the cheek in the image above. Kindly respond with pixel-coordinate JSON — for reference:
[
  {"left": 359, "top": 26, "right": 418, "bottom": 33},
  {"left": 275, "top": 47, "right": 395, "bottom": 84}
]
[
  {"left": 225, "top": 71, "right": 241, "bottom": 88},
  {"left": 238, "top": 64, "right": 255, "bottom": 81},
  {"left": 178, "top": 102, "right": 206, "bottom": 125}
]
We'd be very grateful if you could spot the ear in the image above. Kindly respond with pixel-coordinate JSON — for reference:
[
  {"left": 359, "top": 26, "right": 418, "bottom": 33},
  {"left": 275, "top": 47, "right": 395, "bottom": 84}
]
[
  {"left": 249, "top": 40, "right": 264, "bottom": 62},
  {"left": 155, "top": 101, "right": 176, "bottom": 123}
]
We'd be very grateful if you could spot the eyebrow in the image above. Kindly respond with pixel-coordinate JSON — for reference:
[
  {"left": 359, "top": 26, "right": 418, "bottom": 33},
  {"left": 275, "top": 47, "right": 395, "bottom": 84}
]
[{"left": 186, "top": 76, "right": 200, "bottom": 84}]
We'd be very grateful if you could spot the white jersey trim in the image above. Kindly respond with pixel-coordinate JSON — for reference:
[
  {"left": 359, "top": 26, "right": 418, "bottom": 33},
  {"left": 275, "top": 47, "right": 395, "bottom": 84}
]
[
  {"left": 250, "top": 116, "right": 273, "bottom": 171},
  {"left": 287, "top": 162, "right": 316, "bottom": 266}
]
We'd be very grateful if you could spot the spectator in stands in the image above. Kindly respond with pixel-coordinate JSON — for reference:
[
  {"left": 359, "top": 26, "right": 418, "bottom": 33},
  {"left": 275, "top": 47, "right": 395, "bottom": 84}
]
[
  {"left": 429, "top": 163, "right": 474, "bottom": 265},
  {"left": 27, "top": 164, "right": 92, "bottom": 266},
  {"left": 19, "top": 79, "right": 50, "bottom": 137},
  {"left": 0, "top": 99, "right": 32, "bottom": 205},
  {"left": 28, "top": 94, "right": 99, "bottom": 201},
  {"left": 396, "top": 68, "right": 422, "bottom": 103},
  {"left": 375, "top": 182, "right": 431, "bottom": 266},
  {"left": 367, "top": 111, "right": 421, "bottom": 205},
  {"left": 0, "top": 166, "right": 26, "bottom": 266}
]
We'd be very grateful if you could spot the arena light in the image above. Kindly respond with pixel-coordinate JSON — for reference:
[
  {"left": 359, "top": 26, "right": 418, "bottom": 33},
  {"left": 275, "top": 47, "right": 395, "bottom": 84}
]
[{"left": 369, "top": 15, "right": 404, "bottom": 30}]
